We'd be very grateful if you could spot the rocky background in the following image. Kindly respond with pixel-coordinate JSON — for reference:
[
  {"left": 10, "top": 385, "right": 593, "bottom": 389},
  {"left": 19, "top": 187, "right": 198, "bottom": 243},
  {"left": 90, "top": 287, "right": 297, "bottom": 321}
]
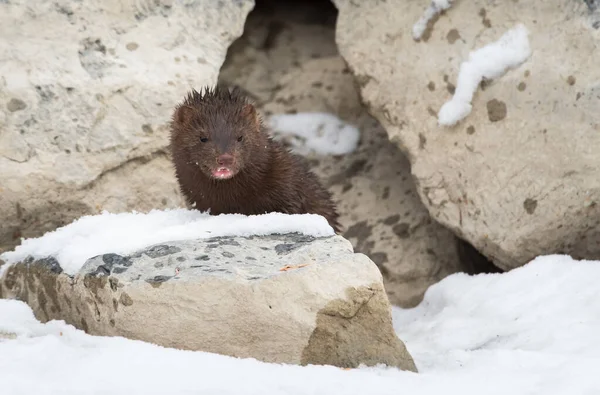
[
  {"left": 1, "top": 0, "right": 598, "bottom": 308},
  {"left": 218, "top": 0, "right": 501, "bottom": 307}
]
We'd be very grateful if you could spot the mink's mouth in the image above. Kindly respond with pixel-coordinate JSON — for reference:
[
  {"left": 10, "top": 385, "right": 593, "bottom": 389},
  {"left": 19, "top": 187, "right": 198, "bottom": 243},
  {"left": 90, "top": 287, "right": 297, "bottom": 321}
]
[{"left": 211, "top": 167, "right": 235, "bottom": 180}]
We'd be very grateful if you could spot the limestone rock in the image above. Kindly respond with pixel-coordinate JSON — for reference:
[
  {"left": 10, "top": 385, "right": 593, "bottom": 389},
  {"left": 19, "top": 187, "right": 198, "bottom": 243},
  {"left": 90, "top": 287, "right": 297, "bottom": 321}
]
[
  {"left": 0, "top": 234, "right": 417, "bottom": 371},
  {"left": 219, "top": 4, "right": 470, "bottom": 308},
  {"left": 0, "top": 0, "right": 253, "bottom": 253},
  {"left": 333, "top": 0, "right": 600, "bottom": 269}
]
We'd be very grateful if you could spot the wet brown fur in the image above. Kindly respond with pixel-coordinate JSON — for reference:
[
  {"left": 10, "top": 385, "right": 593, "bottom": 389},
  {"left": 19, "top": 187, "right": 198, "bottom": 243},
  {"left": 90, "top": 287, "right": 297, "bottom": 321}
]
[{"left": 169, "top": 86, "right": 341, "bottom": 232}]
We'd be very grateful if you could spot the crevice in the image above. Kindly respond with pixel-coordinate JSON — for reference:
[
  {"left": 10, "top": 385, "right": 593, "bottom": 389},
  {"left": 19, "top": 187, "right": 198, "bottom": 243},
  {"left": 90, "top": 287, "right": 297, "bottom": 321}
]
[{"left": 456, "top": 238, "right": 503, "bottom": 275}]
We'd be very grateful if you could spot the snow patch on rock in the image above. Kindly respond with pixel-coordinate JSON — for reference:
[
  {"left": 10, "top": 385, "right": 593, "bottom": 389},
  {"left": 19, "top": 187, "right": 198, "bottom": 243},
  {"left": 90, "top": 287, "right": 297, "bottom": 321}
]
[{"left": 438, "top": 24, "right": 532, "bottom": 126}]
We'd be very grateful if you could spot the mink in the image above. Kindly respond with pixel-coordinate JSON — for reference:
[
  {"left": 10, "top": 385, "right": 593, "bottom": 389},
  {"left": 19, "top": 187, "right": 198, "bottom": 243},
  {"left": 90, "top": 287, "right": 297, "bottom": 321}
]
[{"left": 169, "top": 86, "right": 341, "bottom": 233}]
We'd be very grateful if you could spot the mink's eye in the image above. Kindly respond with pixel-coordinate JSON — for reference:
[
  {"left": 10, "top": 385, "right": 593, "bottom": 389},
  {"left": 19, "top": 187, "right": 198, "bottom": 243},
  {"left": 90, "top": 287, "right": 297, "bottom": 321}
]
[
  {"left": 200, "top": 137, "right": 208, "bottom": 143},
  {"left": 237, "top": 136, "right": 243, "bottom": 142}
]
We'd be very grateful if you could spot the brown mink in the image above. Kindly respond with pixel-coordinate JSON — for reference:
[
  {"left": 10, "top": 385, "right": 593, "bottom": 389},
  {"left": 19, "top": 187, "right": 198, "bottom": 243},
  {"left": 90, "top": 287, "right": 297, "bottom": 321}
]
[{"left": 169, "top": 86, "right": 341, "bottom": 233}]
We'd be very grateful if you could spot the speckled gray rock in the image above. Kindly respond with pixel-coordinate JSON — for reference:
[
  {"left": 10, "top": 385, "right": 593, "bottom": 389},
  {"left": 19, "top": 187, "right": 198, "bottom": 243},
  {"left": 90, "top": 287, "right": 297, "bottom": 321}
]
[
  {"left": 0, "top": 234, "right": 417, "bottom": 371},
  {"left": 0, "top": 0, "right": 253, "bottom": 253},
  {"left": 333, "top": 0, "right": 600, "bottom": 269}
]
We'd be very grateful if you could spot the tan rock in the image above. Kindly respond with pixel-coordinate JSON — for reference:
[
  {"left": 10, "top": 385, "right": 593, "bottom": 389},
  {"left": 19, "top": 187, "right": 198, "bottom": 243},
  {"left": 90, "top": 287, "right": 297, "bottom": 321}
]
[
  {"left": 0, "top": 0, "right": 253, "bottom": 253},
  {"left": 0, "top": 234, "right": 417, "bottom": 371},
  {"left": 333, "top": 0, "right": 600, "bottom": 269}
]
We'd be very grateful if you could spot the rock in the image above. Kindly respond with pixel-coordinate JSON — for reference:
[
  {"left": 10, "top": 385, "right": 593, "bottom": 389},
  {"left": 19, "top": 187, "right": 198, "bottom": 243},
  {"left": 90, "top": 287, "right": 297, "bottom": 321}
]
[
  {"left": 0, "top": 234, "right": 417, "bottom": 371},
  {"left": 219, "top": 3, "right": 471, "bottom": 308},
  {"left": 0, "top": 0, "right": 253, "bottom": 253},
  {"left": 333, "top": 0, "right": 600, "bottom": 269}
]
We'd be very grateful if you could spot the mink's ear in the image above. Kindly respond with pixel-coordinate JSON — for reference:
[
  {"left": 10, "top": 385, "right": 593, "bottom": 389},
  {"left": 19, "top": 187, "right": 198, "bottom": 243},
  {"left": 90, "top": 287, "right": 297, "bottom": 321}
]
[
  {"left": 241, "top": 103, "right": 256, "bottom": 118},
  {"left": 173, "top": 105, "right": 194, "bottom": 125},
  {"left": 242, "top": 103, "right": 260, "bottom": 130}
]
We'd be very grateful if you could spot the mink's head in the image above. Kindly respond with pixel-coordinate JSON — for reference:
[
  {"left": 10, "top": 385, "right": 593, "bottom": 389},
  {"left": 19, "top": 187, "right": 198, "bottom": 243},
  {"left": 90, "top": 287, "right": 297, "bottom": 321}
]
[{"left": 170, "top": 86, "right": 268, "bottom": 180}]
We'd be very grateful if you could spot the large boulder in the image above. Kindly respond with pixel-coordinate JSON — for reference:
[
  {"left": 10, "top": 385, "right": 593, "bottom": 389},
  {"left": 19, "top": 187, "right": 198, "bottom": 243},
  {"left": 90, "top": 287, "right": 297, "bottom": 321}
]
[
  {"left": 332, "top": 0, "right": 600, "bottom": 270},
  {"left": 219, "top": 5, "right": 470, "bottom": 308},
  {"left": 0, "top": 233, "right": 417, "bottom": 371},
  {"left": 0, "top": 0, "right": 253, "bottom": 253}
]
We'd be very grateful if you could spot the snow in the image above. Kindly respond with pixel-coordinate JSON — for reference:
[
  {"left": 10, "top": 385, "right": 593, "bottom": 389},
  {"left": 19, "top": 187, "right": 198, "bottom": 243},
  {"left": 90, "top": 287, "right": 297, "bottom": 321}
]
[
  {"left": 0, "top": 209, "right": 334, "bottom": 276},
  {"left": 412, "top": 0, "right": 454, "bottom": 40},
  {"left": 2, "top": 254, "right": 600, "bottom": 394},
  {"left": 267, "top": 112, "right": 360, "bottom": 156},
  {"left": 438, "top": 24, "right": 532, "bottom": 126}
]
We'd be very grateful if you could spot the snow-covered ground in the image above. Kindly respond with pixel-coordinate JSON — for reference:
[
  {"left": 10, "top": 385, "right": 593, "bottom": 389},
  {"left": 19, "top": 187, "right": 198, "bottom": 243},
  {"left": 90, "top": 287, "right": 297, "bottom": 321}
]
[{"left": 2, "top": 254, "right": 599, "bottom": 394}]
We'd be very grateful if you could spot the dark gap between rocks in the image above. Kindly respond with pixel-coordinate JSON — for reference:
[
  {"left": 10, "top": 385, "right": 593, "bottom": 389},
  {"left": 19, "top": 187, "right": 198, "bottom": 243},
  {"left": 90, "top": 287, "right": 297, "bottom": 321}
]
[{"left": 218, "top": 0, "right": 501, "bottom": 307}]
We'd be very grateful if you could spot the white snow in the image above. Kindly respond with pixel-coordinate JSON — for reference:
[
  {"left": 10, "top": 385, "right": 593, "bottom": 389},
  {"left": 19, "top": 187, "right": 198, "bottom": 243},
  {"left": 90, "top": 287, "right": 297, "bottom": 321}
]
[
  {"left": 267, "top": 112, "right": 360, "bottom": 156},
  {"left": 438, "top": 24, "right": 532, "bottom": 126},
  {"left": 0, "top": 209, "right": 334, "bottom": 276},
  {"left": 2, "top": 254, "right": 600, "bottom": 394},
  {"left": 412, "top": 0, "right": 454, "bottom": 40}
]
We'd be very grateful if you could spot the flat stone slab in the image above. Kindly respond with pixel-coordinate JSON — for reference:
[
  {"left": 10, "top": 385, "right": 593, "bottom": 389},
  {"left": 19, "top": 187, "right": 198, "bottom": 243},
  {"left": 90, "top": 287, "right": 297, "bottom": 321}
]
[{"left": 0, "top": 233, "right": 417, "bottom": 372}]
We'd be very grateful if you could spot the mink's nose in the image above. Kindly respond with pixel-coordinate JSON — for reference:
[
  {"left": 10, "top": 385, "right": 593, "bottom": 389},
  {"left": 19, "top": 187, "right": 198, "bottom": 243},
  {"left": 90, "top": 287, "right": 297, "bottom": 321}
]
[{"left": 217, "top": 154, "right": 234, "bottom": 166}]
